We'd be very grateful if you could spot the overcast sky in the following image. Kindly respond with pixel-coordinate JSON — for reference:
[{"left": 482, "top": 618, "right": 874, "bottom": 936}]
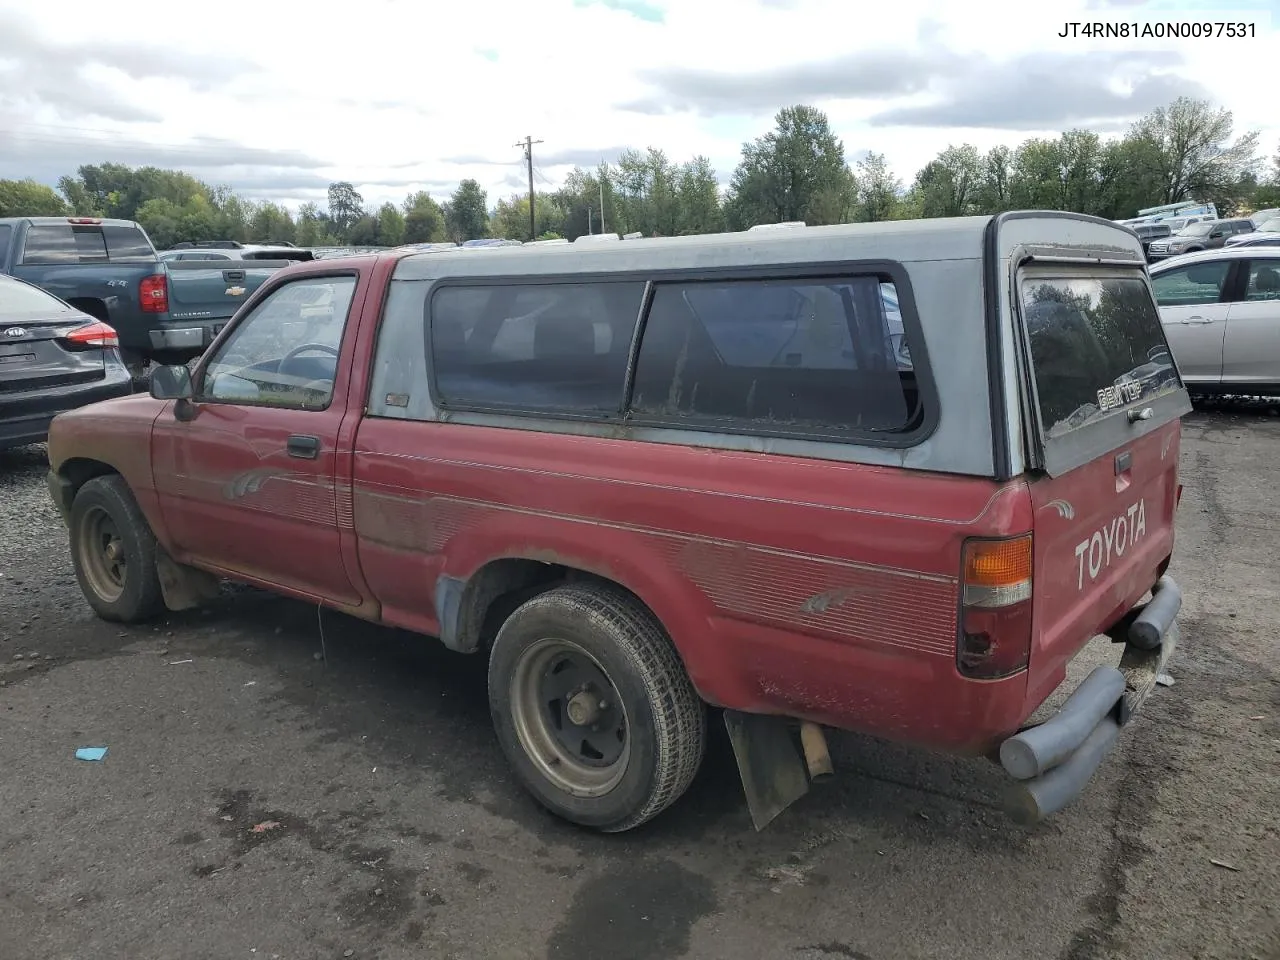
[{"left": 1, "top": 0, "right": 1276, "bottom": 212}]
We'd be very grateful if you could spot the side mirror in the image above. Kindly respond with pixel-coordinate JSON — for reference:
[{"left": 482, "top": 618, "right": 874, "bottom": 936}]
[
  {"left": 150, "top": 364, "right": 193, "bottom": 400},
  {"left": 1210, "top": 230, "right": 1224, "bottom": 239}
]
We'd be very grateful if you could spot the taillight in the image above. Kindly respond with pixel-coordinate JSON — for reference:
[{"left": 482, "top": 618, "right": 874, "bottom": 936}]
[
  {"left": 957, "top": 535, "right": 1033, "bottom": 679},
  {"left": 140, "top": 274, "right": 168, "bottom": 313},
  {"left": 64, "top": 321, "right": 119, "bottom": 347}
]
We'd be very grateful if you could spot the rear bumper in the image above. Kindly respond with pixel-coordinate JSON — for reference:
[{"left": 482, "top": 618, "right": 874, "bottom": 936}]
[
  {"left": 146, "top": 319, "right": 228, "bottom": 354},
  {"left": 0, "top": 374, "right": 133, "bottom": 451},
  {"left": 999, "top": 575, "right": 1182, "bottom": 824}
]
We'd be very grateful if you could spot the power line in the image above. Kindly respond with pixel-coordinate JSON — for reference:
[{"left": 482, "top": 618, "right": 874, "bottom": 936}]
[
  {"left": 532, "top": 163, "right": 556, "bottom": 187},
  {"left": 513, "top": 135, "right": 544, "bottom": 240}
]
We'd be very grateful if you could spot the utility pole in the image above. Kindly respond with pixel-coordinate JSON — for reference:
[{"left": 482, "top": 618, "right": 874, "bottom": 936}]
[
  {"left": 515, "top": 135, "right": 544, "bottom": 240},
  {"left": 599, "top": 160, "right": 607, "bottom": 233}
]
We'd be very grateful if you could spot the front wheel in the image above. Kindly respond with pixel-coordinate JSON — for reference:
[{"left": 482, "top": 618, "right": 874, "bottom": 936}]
[
  {"left": 69, "top": 475, "right": 166, "bottom": 623},
  {"left": 487, "top": 583, "right": 706, "bottom": 832}
]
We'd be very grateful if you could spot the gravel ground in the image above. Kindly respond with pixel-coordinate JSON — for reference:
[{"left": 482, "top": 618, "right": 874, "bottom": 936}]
[{"left": 0, "top": 404, "right": 1278, "bottom": 960}]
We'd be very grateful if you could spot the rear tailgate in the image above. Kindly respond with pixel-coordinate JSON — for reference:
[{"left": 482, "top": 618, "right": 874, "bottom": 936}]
[
  {"left": 1016, "top": 266, "right": 1190, "bottom": 704},
  {"left": 164, "top": 260, "right": 294, "bottom": 326}
]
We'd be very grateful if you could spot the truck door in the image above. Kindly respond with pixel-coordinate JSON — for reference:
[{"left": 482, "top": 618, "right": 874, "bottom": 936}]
[{"left": 152, "top": 271, "right": 367, "bottom": 605}]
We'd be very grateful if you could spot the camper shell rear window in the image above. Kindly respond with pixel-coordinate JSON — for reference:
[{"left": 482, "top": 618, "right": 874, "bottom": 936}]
[{"left": 1020, "top": 271, "right": 1182, "bottom": 440}]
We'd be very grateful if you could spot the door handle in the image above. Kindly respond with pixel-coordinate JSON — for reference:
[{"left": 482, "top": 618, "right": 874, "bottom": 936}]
[
  {"left": 286, "top": 435, "right": 320, "bottom": 459},
  {"left": 1184, "top": 315, "right": 1215, "bottom": 324}
]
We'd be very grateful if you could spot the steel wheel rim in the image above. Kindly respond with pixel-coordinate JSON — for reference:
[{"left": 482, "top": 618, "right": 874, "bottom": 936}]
[
  {"left": 509, "top": 637, "right": 630, "bottom": 798},
  {"left": 78, "top": 505, "right": 127, "bottom": 603}
]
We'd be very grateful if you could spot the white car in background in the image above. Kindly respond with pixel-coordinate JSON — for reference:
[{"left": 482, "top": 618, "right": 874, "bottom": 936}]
[
  {"left": 1223, "top": 218, "right": 1280, "bottom": 248},
  {"left": 1150, "top": 246, "right": 1280, "bottom": 396}
]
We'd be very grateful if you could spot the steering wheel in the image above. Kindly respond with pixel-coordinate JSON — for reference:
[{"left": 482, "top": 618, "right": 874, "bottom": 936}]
[{"left": 281, "top": 342, "right": 339, "bottom": 369}]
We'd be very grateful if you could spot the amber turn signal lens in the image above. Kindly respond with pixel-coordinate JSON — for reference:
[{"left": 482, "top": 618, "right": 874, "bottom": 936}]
[{"left": 963, "top": 535, "right": 1033, "bottom": 589}]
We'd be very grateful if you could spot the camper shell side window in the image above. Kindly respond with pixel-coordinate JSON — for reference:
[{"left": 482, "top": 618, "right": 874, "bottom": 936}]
[{"left": 396, "top": 263, "right": 938, "bottom": 448}]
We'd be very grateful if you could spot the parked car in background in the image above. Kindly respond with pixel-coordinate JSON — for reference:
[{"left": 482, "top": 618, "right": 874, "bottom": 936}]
[
  {"left": 0, "top": 218, "right": 300, "bottom": 373},
  {"left": 0, "top": 273, "right": 133, "bottom": 450},
  {"left": 46, "top": 212, "right": 1188, "bottom": 834},
  {"left": 1162, "top": 215, "right": 1214, "bottom": 234},
  {"left": 160, "top": 241, "right": 316, "bottom": 263},
  {"left": 1223, "top": 219, "right": 1280, "bottom": 248},
  {"left": 1132, "top": 222, "right": 1172, "bottom": 260},
  {"left": 1150, "top": 246, "right": 1280, "bottom": 395},
  {"left": 1146, "top": 218, "right": 1256, "bottom": 261},
  {"left": 0, "top": 216, "right": 168, "bottom": 371}
]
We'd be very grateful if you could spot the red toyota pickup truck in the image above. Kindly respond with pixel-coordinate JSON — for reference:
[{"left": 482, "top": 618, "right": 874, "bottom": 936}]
[{"left": 46, "top": 213, "right": 1190, "bottom": 833}]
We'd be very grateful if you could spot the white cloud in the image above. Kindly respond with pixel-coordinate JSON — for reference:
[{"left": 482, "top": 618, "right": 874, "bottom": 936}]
[{"left": 0, "top": 0, "right": 1275, "bottom": 212}]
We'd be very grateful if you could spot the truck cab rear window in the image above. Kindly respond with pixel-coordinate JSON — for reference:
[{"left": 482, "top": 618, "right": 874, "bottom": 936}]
[
  {"left": 1020, "top": 274, "right": 1181, "bottom": 439},
  {"left": 102, "top": 225, "right": 156, "bottom": 261},
  {"left": 20, "top": 223, "right": 155, "bottom": 264},
  {"left": 630, "top": 276, "right": 919, "bottom": 437},
  {"left": 22, "top": 225, "right": 108, "bottom": 264}
]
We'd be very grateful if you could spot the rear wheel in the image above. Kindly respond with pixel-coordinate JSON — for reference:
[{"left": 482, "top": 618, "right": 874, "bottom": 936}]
[
  {"left": 69, "top": 475, "right": 165, "bottom": 623},
  {"left": 487, "top": 583, "right": 706, "bottom": 832}
]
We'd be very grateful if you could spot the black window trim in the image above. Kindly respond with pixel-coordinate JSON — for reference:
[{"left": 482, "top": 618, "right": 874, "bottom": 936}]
[
  {"left": 192, "top": 268, "right": 362, "bottom": 413},
  {"left": 420, "top": 259, "right": 941, "bottom": 451}
]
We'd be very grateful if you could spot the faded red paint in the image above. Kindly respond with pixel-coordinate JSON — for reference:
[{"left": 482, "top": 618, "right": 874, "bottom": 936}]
[{"left": 47, "top": 253, "right": 1181, "bottom": 760}]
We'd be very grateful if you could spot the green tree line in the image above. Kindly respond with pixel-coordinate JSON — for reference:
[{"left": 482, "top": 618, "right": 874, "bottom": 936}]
[{"left": 2, "top": 97, "right": 1276, "bottom": 251}]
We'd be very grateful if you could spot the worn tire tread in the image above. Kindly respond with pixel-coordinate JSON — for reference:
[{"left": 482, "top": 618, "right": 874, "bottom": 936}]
[
  {"left": 70, "top": 475, "right": 165, "bottom": 623},
  {"left": 491, "top": 581, "right": 706, "bottom": 832}
]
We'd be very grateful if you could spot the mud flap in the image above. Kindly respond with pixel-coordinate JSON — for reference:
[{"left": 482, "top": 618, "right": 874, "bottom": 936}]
[
  {"left": 156, "top": 550, "right": 221, "bottom": 612},
  {"left": 723, "top": 710, "right": 811, "bottom": 831}
]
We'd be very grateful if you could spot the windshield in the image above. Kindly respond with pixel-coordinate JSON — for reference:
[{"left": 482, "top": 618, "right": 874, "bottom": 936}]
[
  {"left": 1176, "top": 222, "right": 1214, "bottom": 238},
  {"left": 1021, "top": 274, "right": 1182, "bottom": 439},
  {"left": 1260, "top": 221, "right": 1280, "bottom": 234}
]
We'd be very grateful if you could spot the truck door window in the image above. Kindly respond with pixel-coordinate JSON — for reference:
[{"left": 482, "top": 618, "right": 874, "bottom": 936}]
[
  {"left": 629, "top": 275, "right": 921, "bottom": 439},
  {"left": 428, "top": 281, "right": 646, "bottom": 413},
  {"left": 198, "top": 275, "right": 357, "bottom": 410}
]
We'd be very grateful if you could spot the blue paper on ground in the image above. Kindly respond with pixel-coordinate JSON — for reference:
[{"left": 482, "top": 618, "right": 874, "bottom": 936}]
[{"left": 75, "top": 747, "right": 108, "bottom": 762}]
